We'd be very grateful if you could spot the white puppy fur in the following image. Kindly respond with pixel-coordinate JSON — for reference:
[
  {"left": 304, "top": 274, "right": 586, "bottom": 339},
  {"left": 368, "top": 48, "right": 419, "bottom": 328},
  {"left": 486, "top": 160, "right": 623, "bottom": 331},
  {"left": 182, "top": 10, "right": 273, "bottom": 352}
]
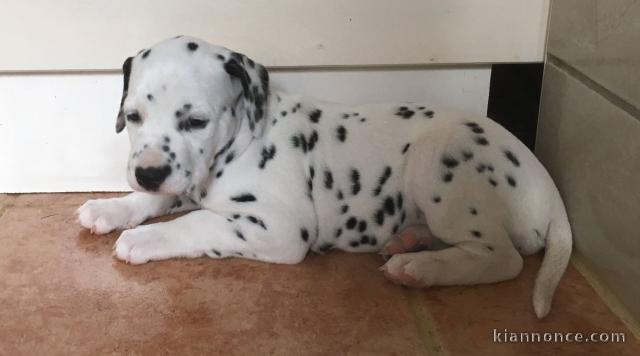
[{"left": 76, "top": 36, "right": 572, "bottom": 318}]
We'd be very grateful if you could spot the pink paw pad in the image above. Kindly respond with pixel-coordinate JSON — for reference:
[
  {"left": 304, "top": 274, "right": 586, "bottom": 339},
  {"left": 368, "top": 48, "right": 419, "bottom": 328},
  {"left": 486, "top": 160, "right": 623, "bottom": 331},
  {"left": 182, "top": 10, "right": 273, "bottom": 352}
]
[{"left": 380, "top": 225, "right": 434, "bottom": 259}]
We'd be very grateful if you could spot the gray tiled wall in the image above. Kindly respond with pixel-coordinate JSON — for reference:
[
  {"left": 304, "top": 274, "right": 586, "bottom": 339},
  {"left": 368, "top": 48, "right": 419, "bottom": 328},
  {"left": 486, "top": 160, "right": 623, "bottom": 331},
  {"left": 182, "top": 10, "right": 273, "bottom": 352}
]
[{"left": 537, "top": 0, "right": 640, "bottom": 320}]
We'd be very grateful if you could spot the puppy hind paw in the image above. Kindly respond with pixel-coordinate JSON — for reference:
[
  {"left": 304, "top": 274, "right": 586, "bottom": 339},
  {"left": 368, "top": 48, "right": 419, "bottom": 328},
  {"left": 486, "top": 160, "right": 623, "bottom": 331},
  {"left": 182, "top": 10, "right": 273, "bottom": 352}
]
[
  {"left": 379, "top": 225, "right": 435, "bottom": 259},
  {"left": 380, "top": 254, "right": 428, "bottom": 288}
]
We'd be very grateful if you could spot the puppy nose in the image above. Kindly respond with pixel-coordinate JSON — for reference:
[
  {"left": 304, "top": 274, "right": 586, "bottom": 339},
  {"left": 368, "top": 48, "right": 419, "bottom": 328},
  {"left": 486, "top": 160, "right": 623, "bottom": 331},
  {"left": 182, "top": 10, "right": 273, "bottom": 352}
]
[{"left": 135, "top": 165, "right": 172, "bottom": 191}]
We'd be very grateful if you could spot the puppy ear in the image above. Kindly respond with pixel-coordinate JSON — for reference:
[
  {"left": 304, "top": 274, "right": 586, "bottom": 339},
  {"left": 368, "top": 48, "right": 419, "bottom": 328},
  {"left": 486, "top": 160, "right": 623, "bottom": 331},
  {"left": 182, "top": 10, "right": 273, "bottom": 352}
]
[
  {"left": 223, "top": 52, "right": 269, "bottom": 138},
  {"left": 115, "top": 56, "right": 133, "bottom": 133}
]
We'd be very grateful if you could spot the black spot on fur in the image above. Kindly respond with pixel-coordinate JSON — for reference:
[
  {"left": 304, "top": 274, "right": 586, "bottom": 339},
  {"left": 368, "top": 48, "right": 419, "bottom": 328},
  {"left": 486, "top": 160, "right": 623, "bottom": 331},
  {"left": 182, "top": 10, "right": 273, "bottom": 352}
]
[
  {"left": 358, "top": 220, "right": 367, "bottom": 232},
  {"left": 506, "top": 174, "right": 517, "bottom": 187},
  {"left": 360, "top": 235, "right": 370, "bottom": 244},
  {"left": 211, "top": 249, "right": 222, "bottom": 257},
  {"left": 142, "top": 49, "right": 151, "bottom": 59},
  {"left": 396, "top": 192, "right": 403, "bottom": 209},
  {"left": 402, "top": 143, "right": 411, "bottom": 154},
  {"left": 259, "top": 144, "right": 277, "bottom": 169},
  {"left": 346, "top": 217, "right": 357, "bottom": 230},
  {"left": 335, "top": 228, "right": 343, "bottom": 238},
  {"left": 187, "top": 42, "right": 199, "bottom": 51},
  {"left": 462, "top": 150, "right": 474, "bottom": 161},
  {"left": 291, "top": 133, "right": 308, "bottom": 153},
  {"left": 469, "top": 207, "right": 478, "bottom": 215},
  {"left": 432, "top": 196, "right": 441, "bottom": 203},
  {"left": 374, "top": 209, "right": 385, "bottom": 226},
  {"left": 424, "top": 110, "right": 434, "bottom": 118},
  {"left": 441, "top": 155, "right": 459, "bottom": 169},
  {"left": 300, "top": 228, "right": 309, "bottom": 242},
  {"left": 307, "top": 130, "right": 319, "bottom": 151},
  {"left": 384, "top": 196, "right": 396, "bottom": 215},
  {"left": 318, "top": 243, "right": 333, "bottom": 253},
  {"left": 476, "top": 164, "right": 486, "bottom": 173},
  {"left": 471, "top": 230, "right": 482, "bottom": 238},
  {"left": 225, "top": 152, "right": 235, "bottom": 164},
  {"left": 309, "top": 109, "right": 322, "bottom": 123},
  {"left": 487, "top": 246, "right": 494, "bottom": 252},
  {"left": 474, "top": 136, "right": 490, "bottom": 146},
  {"left": 230, "top": 193, "right": 256, "bottom": 202},
  {"left": 392, "top": 224, "right": 400, "bottom": 234},
  {"left": 442, "top": 171, "right": 454, "bottom": 183},
  {"left": 503, "top": 149, "right": 520, "bottom": 167},
  {"left": 246, "top": 215, "right": 267, "bottom": 230},
  {"left": 340, "top": 204, "right": 349, "bottom": 214},
  {"left": 336, "top": 126, "right": 347, "bottom": 142},
  {"left": 214, "top": 138, "right": 235, "bottom": 160},
  {"left": 147, "top": 94, "right": 154, "bottom": 101},
  {"left": 373, "top": 166, "right": 392, "bottom": 196},
  {"left": 350, "top": 169, "right": 361, "bottom": 195},
  {"left": 337, "top": 190, "right": 344, "bottom": 200},
  {"left": 281, "top": 110, "right": 287, "bottom": 117},
  {"left": 324, "top": 170, "right": 334, "bottom": 189},
  {"left": 396, "top": 109, "right": 415, "bottom": 119},
  {"left": 349, "top": 240, "right": 360, "bottom": 248},
  {"left": 488, "top": 178, "right": 498, "bottom": 187},
  {"left": 235, "top": 230, "right": 246, "bottom": 241},
  {"left": 307, "top": 178, "right": 313, "bottom": 196}
]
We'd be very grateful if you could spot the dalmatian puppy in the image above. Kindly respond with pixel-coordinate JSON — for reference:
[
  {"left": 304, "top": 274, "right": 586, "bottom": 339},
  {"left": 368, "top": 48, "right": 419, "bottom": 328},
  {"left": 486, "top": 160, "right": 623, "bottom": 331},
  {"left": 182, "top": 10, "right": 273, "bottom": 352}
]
[{"left": 76, "top": 36, "right": 572, "bottom": 318}]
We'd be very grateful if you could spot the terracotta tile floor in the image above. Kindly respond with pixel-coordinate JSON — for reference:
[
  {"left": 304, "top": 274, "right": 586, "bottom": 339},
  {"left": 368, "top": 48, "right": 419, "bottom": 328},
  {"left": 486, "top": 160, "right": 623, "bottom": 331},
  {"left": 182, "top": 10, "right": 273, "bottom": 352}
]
[{"left": 1, "top": 193, "right": 638, "bottom": 355}]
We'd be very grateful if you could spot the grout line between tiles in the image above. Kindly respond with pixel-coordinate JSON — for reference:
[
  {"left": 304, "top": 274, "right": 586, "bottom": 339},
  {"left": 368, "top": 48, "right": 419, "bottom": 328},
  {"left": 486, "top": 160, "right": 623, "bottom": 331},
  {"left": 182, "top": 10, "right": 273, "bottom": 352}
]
[
  {"left": 571, "top": 252, "right": 640, "bottom": 340},
  {"left": 405, "top": 289, "right": 447, "bottom": 356},
  {"left": 546, "top": 54, "right": 640, "bottom": 122}
]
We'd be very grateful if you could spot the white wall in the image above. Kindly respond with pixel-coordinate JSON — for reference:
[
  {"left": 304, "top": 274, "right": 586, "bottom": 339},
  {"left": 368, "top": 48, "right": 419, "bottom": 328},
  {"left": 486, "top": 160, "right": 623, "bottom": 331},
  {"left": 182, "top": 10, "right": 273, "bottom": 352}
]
[
  {"left": 0, "top": 67, "right": 490, "bottom": 192},
  {"left": 0, "top": 0, "right": 550, "bottom": 70}
]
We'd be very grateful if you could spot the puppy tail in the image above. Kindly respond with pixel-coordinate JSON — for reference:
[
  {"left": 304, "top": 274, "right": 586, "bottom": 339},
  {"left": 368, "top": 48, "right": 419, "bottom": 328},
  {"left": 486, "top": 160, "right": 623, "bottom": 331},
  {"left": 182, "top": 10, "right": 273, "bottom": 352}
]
[{"left": 532, "top": 194, "right": 573, "bottom": 318}]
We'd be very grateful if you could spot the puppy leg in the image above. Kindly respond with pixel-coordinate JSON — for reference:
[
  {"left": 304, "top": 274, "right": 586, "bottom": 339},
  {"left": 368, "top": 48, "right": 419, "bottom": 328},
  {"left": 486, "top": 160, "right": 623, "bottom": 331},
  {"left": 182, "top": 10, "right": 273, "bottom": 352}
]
[
  {"left": 76, "top": 192, "right": 197, "bottom": 234},
  {"left": 113, "top": 209, "right": 308, "bottom": 265},
  {"left": 381, "top": 225, "right": 523, "bottom": 287}
]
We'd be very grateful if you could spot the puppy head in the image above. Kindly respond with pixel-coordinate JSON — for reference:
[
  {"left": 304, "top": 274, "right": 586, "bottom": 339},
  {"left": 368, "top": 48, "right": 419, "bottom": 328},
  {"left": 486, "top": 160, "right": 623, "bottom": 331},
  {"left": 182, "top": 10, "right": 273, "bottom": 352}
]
[{"left": 115, "top": 36, "right": 269, "bottom": 195}]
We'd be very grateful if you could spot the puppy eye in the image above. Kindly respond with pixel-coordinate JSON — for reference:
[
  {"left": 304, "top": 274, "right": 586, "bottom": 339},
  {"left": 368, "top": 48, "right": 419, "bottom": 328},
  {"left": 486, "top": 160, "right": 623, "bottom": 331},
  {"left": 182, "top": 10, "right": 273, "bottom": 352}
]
[
  {"left": 184, "top": 116, "right": 209, "bottom": 130},
  {"left": 126, "top": 111, "right": 141, "bottom": 123}
]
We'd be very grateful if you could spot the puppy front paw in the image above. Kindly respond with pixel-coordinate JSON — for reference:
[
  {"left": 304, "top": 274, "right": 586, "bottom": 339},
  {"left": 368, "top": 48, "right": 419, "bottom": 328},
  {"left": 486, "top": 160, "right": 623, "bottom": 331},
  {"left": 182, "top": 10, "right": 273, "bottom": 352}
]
[
  {"left": 76, "top": 198, "right": 138, "bottom": 234},
  {"left": 113, "top": 225, "right": 199, "bottom": 265}
]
